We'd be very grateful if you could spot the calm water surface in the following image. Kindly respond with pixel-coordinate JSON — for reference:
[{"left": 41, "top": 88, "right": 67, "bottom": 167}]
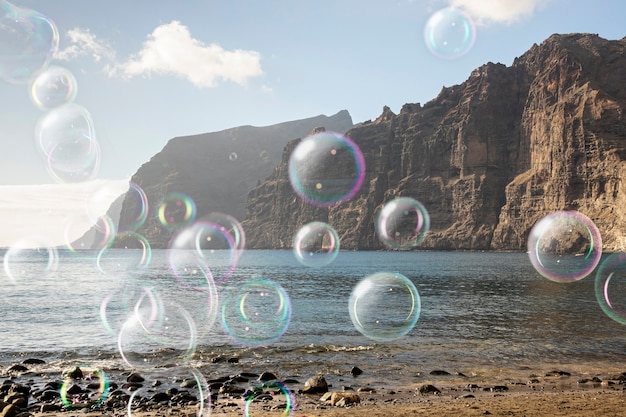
[{"left": 1, "top": 249, "right": 625, "bottom": 386}]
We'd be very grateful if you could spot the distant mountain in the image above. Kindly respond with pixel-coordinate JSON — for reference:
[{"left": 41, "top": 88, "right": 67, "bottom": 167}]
[
  {"left": 113, "top": 110, "right": 354, "bottom": 248},
  {"left": 242, "top": 33, "right": 626, "bottom": 251}
]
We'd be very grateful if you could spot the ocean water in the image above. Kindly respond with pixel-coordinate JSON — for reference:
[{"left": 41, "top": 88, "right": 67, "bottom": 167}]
[{"left": 1, "top": 249, "right": 626, "bottom": 387}]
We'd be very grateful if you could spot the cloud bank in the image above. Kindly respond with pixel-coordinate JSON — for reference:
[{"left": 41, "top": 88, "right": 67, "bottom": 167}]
[
  {"left": 447, "top": 0, "right": 548, "bottom": 24},
  {"left": 56, "top": 21, "right": 263, "bottom": 88}
]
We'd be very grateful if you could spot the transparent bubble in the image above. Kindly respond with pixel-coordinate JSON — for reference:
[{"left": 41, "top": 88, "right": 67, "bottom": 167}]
[
  {"left": 292, "top": 221, "right": 340, "bottom": 267},
  {"left": 376, "top": 197, "right": 430, "bottom": 249},
  {"left": 34, "top": 103, "right": 100, "bottom": 183},
  {"left": 244, "top": 381, "right": 296, "bottom": 417},
  {"left": 349, "top": 272, "right": 421, "bottom": 342},
  {"left": 595, "top": 253, "right": 626, "bottom": 324},
  {"left": 118, "top": 182, "right": 149, "bottom": 232},
  {"left": 63, "top": 214, "right": 116, "bottom": 252},
  {"left": 424, "top": 7, "right": 476, "bottom": 59},
  {"left": 0, "top": 1, "right": 59, "bottom": 83},
  {"left": 3, "top": 236, "right": 58, "bottom": 283},
  {"left": 157, "top": 192, "right": 197, "bottom": 231},
  {"left": 288, "top": 131, "right": 365, "bottom": 207},
  {"left": 118, "top": 300, "right": 197, "bottom": 370},
  {"left": 100, "top": 284, "right": 163, "bottom": 338},
  {"left": 221, "top": 278, "right": 292, "bottom": 348},
  {"left": 60, "top": 366, "right": 109, "bottom": 410},
  {"left": 96, "top": 231, "right": 152, "bottom": 274},
  {"left": 169, "top": 221, "right": 238, "bottom": 284},
  {"left": 527, "top": 211, "right": 602, "bottom": 283},
  {"left": 84, "top": 181, "right": 127, "bottom": 225},
  {"left": 30, "top": 65, "right": 77, "bottom": 110},
  {"left": 229, "top": 152, "right": 238, "bottom": 161}
]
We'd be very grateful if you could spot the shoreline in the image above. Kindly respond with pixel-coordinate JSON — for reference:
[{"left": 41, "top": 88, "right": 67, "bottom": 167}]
[{"left": 3, "top": 359, "right": 626, "bottom": 417}]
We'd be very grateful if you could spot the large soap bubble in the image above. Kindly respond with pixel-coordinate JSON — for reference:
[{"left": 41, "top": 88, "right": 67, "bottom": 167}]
[
  {"left": 292, "top": 221, "right": 340, "bottom": 267},
  {"left": 527, "top": 211, "right": 602, "bottom": 283},
  {"left": 30, "top": 65, "right": 77, "bottom": 110},
  {"left": 376, "top": 197, "right": 430, "bottom": 249},
  {"left": 288, "top": 131, "right": 365, "bottom": 207},
  {"left": 595, "top": 253, "right": 626, "bottom": 324},
  {"left": 349, "top": 272, "right": 421, "bottom": 342},
  {"left": 424, "top": 7, "right": 476, "bottom": 59},
  {"left": 0, "top": 0, "right": 59, "bottom": 83}
]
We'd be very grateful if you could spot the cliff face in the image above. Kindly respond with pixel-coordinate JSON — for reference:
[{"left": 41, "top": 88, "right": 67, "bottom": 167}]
[
  {"left": 242, "top": 34, "right": 626, "bottom": 251},
  {"left": 115, "top": 110, "right": 354, "bottom": 248}
]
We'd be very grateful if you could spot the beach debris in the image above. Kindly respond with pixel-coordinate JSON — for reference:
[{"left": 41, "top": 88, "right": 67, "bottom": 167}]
[
  {"left": 357, "top": 386, "right": 376, "bottom": 393},
  {"left": 302, "top": 374, "right": 328, "bottom": 394},
  {"left": 417, "top": 384, "right": 441, "bottom": 395},
  {"left": 350, "top": 366, "right": 363, "bottom": 376},
  {"left": 330, "top": 391, "right": 360, "bottom": 406}
]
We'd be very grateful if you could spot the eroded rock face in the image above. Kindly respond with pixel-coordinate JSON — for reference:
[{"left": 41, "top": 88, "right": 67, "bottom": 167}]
[
  {"left": 243, "top": 34, "right": 626, "bottom": 251},
  {"left": 114, "top": 110, "right": 354, "bottom": 248}
]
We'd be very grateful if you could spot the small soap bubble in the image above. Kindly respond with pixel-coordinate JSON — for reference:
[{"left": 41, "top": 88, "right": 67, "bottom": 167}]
[
  {"left": 96, "top": 231, "right": 152, "bottom": 274},
  {"left": 63, "top": 214, "right": 115, "bottom": 253},
  {"left": 60, "top": 366, "right": 109, "bottom": 410},
  {"left": 30, "top": 65, "right": 77, "bottom": 110},
  {"left": 156, "top": 192, "right": 197, "bottom": 231},
  {"left": 3, "top": 236, "right": 58, "bottom": 283},
  {"left": 221, "top": 278, "right": 292, "bottom": 348},
  {"left": 595, "top": 253, "right": 626, "bottom": 324},
  {"left": 244, "top": 381, "right": 296, "bottom": 417},
  {"left": 229, "top": 152, "right": 238, "bottom": 161},
  {"left": 99, "top": 283, "right": 163, "bottom": 338},
  {"left": 288, "top": 131, "right": 365, "bottom": 207},
  {"left": 376, "top": 197, "right": 430, "bottom": 249},
  {"left": 118, "top": 182, "right": 149, "bottom": 232},
  {"left": 34, "top": 103, "right": 100, "bottom": 183},
  {"left": 424, "top": 7, "right": 476, "bottom": 59},
  {"left": 349, "top": 272, "right": 421, "bottom": 342},
  {"left": 527, "top": 211, "right": 602, "bottom": 283},
  {"left": 0, "top": 1, "right": 59, "bottom": 83},
  {"left": 292, "top": 221, "right": 340, "bottom": 267}
]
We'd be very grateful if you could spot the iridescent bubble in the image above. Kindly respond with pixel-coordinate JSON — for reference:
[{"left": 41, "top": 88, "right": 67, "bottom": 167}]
[
  {"left": 84, "top": 181, "right": 127, "bottom": 225},
  {"left": 349, "top": 272, "right": 421, "bottom": 342},
  {"left": 595, "top": 253, "right": 626, "bottom": 324},
  {"left": 118, "top": 300, "right": 197, "bottom": 370},
  {"left": 424, "top": 7, "right": 476, "bottom": 59},
  {"left": 0, "top": 1, "right": 59, "bottom": 83},
  {"left": 63, "top": 214, "right": 115, "bottom": 253},
  {"left": 244, "top": 381, "right": 296, "bottom": 417},
  {"left": 221, "top": 278, "right": 292, "bottom": 348},
  {"left": 157, "top": 192, "right": 197, "bottom": 231},
  {"left": 60, "top": 366, "right": 109, "bottom": 410},
  {"left": 288, "top": 131, "right": 365, "bottom": 207},
  {"left": 376, "top": 197, "right": 430, "bottom": 249},
  {"left": 201, "top": 212, "right": 246, "bottom": 253},
  {"left": 99, "top": 284, "right": 163, "bottom": 338},
  {"left": 169, "top": 221, "right": 238, "bottom": 284},
  {"left": 96, "top": 231, "right": 151, "bottom": 274},
  {"left": 292, "top": 221, "right": 340, "bottom": 267},
  {"left": 3, "top": 236, "right": 58, "bottom": 283},
  {"left": 118, "top": 182, "right": 149, "bottom": 232},
  {"left": 34, "top": 103, "right": 100, "bottom": 183},
  {"left": 527, "top": 211, "right": 602, "bottom": 283},
  {"left": 30, "top": 65, "right": 77, "bottom": 110}
]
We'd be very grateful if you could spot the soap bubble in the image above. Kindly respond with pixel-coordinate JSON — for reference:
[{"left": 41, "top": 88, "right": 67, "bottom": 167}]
[
  {"left": 118, "top": 182, "right": 149, "bottom": 232},
  {"left": 34, "top": 103, "right": 101, "bottom": 183},
  {"left": 0, "top": 1, "right": 59, "bottom": 83},
  {"left": 63, "top": 214, "right": 115, "bottom": 252},
  {"left": 229, "top": 152, "right": 238, "bottom": 161},
  {"left": 292, "top": 221, "right": 340, "bottom": 267},
  {"left": 96, "top": 231, "right": 152, "bottom": 274},
  {"left": 3, "top": 236, "right": 58, "bottom": 283},
  {"left": 527, "top": 211, "right": 602, "bottom": 283},
  {"left": 60, "top": 366, "right": 109, "bottom": 410},
  {"left": 376, "top": 197, "right": 430, "bottom": 248},
  {"left": 169, "top": 220, "right": 239, "bottom": 284},
  {"left": 288, "top": 131, "right": 365, "bottom": 207},
  {"left": 349, "top": 272, "right": 421, "bottom": 342},
  {"left": 100, "top": 284, "right": 163, "bottom": 338},
  {"left": 118, "top": 300, "right": 197, "bottom": 369},
  {"left": 244, "top": 381, "right": 296, "bottom": 417},
  {"left": 221, "top": 278, "right": 292, "bottom": 348},
  {"left": 156, "top": 192, "right": 197, "bottom": 231},
  {"left": 595, "top": 253, "right": 626, "bottom": 324},
  {"left": 30, "top": 65, "right": 77, "bottom": 110},
  {"left": 424, "top": 7, "right": 476, "bottom": 59}
]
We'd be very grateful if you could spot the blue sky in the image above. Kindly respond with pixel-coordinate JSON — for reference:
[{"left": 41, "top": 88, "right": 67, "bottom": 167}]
[{"left": 0, "top": 0, "right": 623, "bottom": 246}]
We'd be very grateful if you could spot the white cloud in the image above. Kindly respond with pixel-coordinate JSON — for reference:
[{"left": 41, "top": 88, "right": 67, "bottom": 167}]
[
  {"left": 56, "top": 28, "right": 116, "bottom": 62},
  {"left": 110, "top": 20, "right": 263, "bottom": 87},
  {"left": 447, "top": 0, "right": 548, "bottom": 24}
]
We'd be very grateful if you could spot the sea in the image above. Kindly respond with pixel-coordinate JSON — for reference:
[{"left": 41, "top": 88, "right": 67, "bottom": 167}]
[{"left": 2, "top": 249, "right": 626, "bottom": 389}]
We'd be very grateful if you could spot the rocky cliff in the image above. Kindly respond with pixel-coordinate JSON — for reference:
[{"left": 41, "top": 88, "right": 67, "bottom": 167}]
[
  {"left": 242, "top": 34, "right": 626, "bottom": 251},
  {"left": 114, "top": 110, "right": 354, "bottom": 248}
]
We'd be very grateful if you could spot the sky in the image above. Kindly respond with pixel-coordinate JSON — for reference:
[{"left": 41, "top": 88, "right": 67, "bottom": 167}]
[{"left": 0, "top": 0, "right": 624, "bottom": 247}]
